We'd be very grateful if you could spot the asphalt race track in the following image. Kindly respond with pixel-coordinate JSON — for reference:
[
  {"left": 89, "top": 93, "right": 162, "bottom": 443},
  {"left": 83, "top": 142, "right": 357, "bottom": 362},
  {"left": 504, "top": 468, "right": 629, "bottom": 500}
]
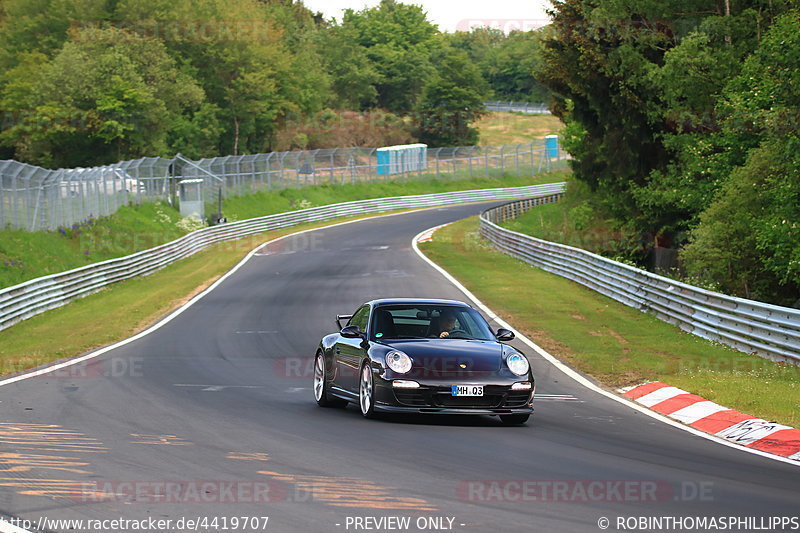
[{"left": 1, "top": 202, "right": 798, "bottom": 533}]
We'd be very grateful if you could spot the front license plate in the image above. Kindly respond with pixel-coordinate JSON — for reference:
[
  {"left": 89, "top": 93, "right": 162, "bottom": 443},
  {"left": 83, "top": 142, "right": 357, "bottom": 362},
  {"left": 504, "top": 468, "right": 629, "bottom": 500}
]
[{"left": 451, "top": 385, "right": 484, "bottom": 397}]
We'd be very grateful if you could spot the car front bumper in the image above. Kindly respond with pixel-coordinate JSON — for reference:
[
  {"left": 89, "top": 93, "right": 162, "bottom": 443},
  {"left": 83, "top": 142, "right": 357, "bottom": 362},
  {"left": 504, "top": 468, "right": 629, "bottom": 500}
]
[{"left": 373, "top": 377, "right": 534, "bottom": 415}]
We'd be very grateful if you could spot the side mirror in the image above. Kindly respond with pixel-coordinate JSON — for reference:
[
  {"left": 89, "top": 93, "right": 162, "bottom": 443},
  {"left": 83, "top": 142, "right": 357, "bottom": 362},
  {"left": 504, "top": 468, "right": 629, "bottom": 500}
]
[
  {"left": 496, "top": 328, "right": 515, "bottom": 341},
  {"left": 340, "top": 325, "right": 364, "bottom": 339}
]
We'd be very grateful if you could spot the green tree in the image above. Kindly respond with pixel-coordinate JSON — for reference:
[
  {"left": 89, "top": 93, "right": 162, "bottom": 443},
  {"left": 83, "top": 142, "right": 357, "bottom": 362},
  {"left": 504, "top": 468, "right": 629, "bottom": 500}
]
[
  {"left": 482, "top": 30, "right": 550, "bottom": 102},
  {"left": 681, "top": 10, "right": 800, "bottom": 304},
  {"left": 446, "top": 27, "right": 506, "bottom": 67},
  {"left": 341, "top": 0, "right": 439, "bottom": 112},
  {"left": 538, "top": 0, "right": 794, "bottom": 256},
  {"left": 415, "top": 45, "right": 489, "bottom": 147},
  {"left": 0, "top": 0, "right": 110, "bottom": 69},
  {"left": 116, "top": 0, "right": 329, "bottom": 154},
  {"left": 0, "top": 26, "right": 204, "bottom": 166},
  {"left": 317, "top": 23, "right": 380, "bottom": 109}
]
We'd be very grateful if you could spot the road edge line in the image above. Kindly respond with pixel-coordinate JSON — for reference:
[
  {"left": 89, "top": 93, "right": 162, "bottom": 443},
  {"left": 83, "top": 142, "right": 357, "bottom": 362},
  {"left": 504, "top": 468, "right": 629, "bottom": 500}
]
[{"left": 411, "top": 224, "right": 800, "bottom": 468}]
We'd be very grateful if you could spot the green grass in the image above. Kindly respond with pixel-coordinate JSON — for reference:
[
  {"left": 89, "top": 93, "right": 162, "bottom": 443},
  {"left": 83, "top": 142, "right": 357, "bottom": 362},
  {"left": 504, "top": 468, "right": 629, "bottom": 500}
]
[
  {"left": 0, "top": 202, "right": 189, "bottom": 287},
  {"left": 499, "top": 176, "right": 637, "bottom": 259},
  {"left": 222, "top": 172, "right": 567, "bottom": 221},
  {"left": 420, "top": 217, "right": 800, "bottom": 427},
  {"left": 476, "top": 112, "right": 564, "bottom": 146},
  {"left": 0, "top": 170, "right": 568, "bottom": 289}
]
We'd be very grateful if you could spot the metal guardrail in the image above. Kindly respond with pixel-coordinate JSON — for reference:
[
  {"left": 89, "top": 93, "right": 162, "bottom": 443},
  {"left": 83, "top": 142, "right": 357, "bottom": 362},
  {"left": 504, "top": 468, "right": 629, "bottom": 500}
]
[
  {"left": 0, "top": 183, "right": 567, "bottom": 332},
  {"left": 484, "top": 101, "right": 551, "bottom": 114},
  {"left": 480, "top": 198, "right": 800, "bottom": 364}
]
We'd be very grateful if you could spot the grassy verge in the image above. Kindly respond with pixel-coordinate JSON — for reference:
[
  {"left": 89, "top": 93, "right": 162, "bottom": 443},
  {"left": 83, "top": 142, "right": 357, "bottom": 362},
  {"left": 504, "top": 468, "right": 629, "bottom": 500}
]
[
  {"left": 0, "top": 170, "right": 568, "bottom": 289},
  {"left": 0, "top": 214, "right": 392, "bottom": 375},
  {"left": 419, "top": 217, "right": 800, "bottom": 427},
  {"left": 476, "top": 112, "right": 563, "bottom": 145},
  {"left": 499, "top": 176, "right": 639, "bottom": 261}
]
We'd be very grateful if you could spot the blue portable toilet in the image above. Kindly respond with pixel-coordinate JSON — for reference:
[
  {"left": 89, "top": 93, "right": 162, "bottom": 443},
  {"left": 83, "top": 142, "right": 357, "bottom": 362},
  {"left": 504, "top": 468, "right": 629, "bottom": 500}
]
[
  {"left": 377, "top": 148, "right": 391, "bottom": 176},
  {"left": 545, "top": 135, "right": 559, "bottom": 158},
  {"left": 377, "top": 144, "right": 427, "bottom": 176}
]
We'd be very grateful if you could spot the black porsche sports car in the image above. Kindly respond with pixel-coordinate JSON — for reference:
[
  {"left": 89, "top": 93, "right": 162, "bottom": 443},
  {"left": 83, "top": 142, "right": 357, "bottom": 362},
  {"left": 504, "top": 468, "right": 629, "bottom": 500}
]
[{"left": 313, "top": 298, "right": 534, "bottom": 425}]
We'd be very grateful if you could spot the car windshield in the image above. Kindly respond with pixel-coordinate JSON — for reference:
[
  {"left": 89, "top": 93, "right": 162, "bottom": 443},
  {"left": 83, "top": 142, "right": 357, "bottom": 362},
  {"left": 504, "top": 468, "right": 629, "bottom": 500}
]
[{"left": 370, "top": 304, "right": 495, "bottom": 341}]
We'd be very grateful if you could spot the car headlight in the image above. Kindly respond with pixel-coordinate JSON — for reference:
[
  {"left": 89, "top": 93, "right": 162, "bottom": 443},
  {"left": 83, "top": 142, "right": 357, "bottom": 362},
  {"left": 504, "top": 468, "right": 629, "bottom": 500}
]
[
  {"left": 506, "top": 353, "right": 530, "bottom": 376},
  {"left": 385, "top": 350, "right": 412, "bottom": 374}
]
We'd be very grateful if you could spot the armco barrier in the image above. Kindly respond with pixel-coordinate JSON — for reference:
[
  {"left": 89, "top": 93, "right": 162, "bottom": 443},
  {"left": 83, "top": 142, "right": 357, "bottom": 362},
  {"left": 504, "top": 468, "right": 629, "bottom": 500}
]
[
  {"left": 480, "top": 199, "right": 800, "bottom": 364},
  {"left": 0, "top": 183, "right": 566, "bottom": 332}
]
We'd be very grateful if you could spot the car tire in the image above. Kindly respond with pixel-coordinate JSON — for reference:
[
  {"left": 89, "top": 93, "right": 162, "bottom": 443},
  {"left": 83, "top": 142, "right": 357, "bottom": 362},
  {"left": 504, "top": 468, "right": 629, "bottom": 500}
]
[
  {"left": 359, "top": 362, "right": 377, "bottom": 419},
  {"left": 314, "top": 351, "right": 346, "bottom": 408},
  {"left": 500, "top": 414, "right": 530, "bottom": 425}
]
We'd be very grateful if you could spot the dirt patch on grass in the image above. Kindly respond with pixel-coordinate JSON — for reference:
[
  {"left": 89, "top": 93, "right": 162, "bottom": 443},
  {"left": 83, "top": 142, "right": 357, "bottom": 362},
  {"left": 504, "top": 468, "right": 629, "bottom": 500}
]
[
  {"left": 604, "top": 327, "right": 629, "bottom": 345},
  {"left": 517, "top": 325, "right": 573, "bottom": 360}
]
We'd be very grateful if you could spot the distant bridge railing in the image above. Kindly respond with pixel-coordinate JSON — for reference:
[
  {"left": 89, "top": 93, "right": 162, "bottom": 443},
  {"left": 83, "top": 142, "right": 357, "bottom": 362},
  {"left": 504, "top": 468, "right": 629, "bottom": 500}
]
[
  {"left": 0, "top": 182, "right": 566, "bottom": 332},
  {"left": 484, "top": 101, "right": 551, "bottom": 114},
  {"left": 480, "top": 198, "right": 800, "bottom": 365}
]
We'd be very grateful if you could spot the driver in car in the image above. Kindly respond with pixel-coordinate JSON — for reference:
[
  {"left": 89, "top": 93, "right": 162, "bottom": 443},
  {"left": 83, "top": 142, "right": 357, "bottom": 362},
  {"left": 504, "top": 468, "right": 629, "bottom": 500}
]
[{"left": 435, "top": 311, "right": 458, "bottom": 338}]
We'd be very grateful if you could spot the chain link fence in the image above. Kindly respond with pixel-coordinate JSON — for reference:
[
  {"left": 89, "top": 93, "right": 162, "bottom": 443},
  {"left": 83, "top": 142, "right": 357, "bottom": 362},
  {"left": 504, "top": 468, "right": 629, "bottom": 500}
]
[{"left": 1, "top": 141, "right": 566, "bottom": 231}]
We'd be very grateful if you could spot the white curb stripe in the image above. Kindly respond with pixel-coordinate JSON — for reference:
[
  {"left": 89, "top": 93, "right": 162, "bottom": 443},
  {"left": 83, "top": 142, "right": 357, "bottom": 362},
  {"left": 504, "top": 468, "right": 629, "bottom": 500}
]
[
  {"left": 412, "top": 224, "right": 800, "bottom": 468},
  {"left": 636, "top": 386, "right": 689, "bottom": 408},
  {"left": 669, "top": 401, "right": 729, "bottom": 425},
  {"left": 789, "top": 451, "right": 800, "bottom": 461},
  {"left": 416, "top": 224, "right": 446, "bottom": 243}
]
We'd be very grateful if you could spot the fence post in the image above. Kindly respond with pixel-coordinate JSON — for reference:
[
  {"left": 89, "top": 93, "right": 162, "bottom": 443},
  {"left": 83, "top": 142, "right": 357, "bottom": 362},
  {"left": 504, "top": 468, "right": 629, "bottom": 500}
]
[
  {"left": 0, "top": 164, "right": 5, "bottom": 228},
  {"left": 265, "top": 153, "right": 272, "bottom": 191},
  {"left": 528, "top": 141, "right": 534, "bottom": 174},
  {"left": 279, "top": 152, "right": 286, "bottom": 188},
  {"left": 11, "top": 167, "right": 19, "bottom": 229}
]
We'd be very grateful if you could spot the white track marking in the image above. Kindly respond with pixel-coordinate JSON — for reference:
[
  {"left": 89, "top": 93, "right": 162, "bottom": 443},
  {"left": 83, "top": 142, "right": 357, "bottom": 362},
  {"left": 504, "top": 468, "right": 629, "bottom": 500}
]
[{"left": 411, "top": 224, "right": 800, "bottom": 467}]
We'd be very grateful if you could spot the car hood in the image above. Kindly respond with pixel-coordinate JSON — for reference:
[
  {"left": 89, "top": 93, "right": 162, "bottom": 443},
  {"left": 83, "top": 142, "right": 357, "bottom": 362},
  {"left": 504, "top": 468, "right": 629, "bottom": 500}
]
[{"left": 382, "top": 338, "right": 503, "bottom": 375}]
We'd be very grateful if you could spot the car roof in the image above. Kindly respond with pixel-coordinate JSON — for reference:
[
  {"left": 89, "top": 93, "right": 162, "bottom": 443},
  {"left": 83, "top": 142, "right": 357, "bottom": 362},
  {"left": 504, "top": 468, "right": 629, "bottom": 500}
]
[{"left": 367, "top": 298, "right": 471, "bottom": 308}]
